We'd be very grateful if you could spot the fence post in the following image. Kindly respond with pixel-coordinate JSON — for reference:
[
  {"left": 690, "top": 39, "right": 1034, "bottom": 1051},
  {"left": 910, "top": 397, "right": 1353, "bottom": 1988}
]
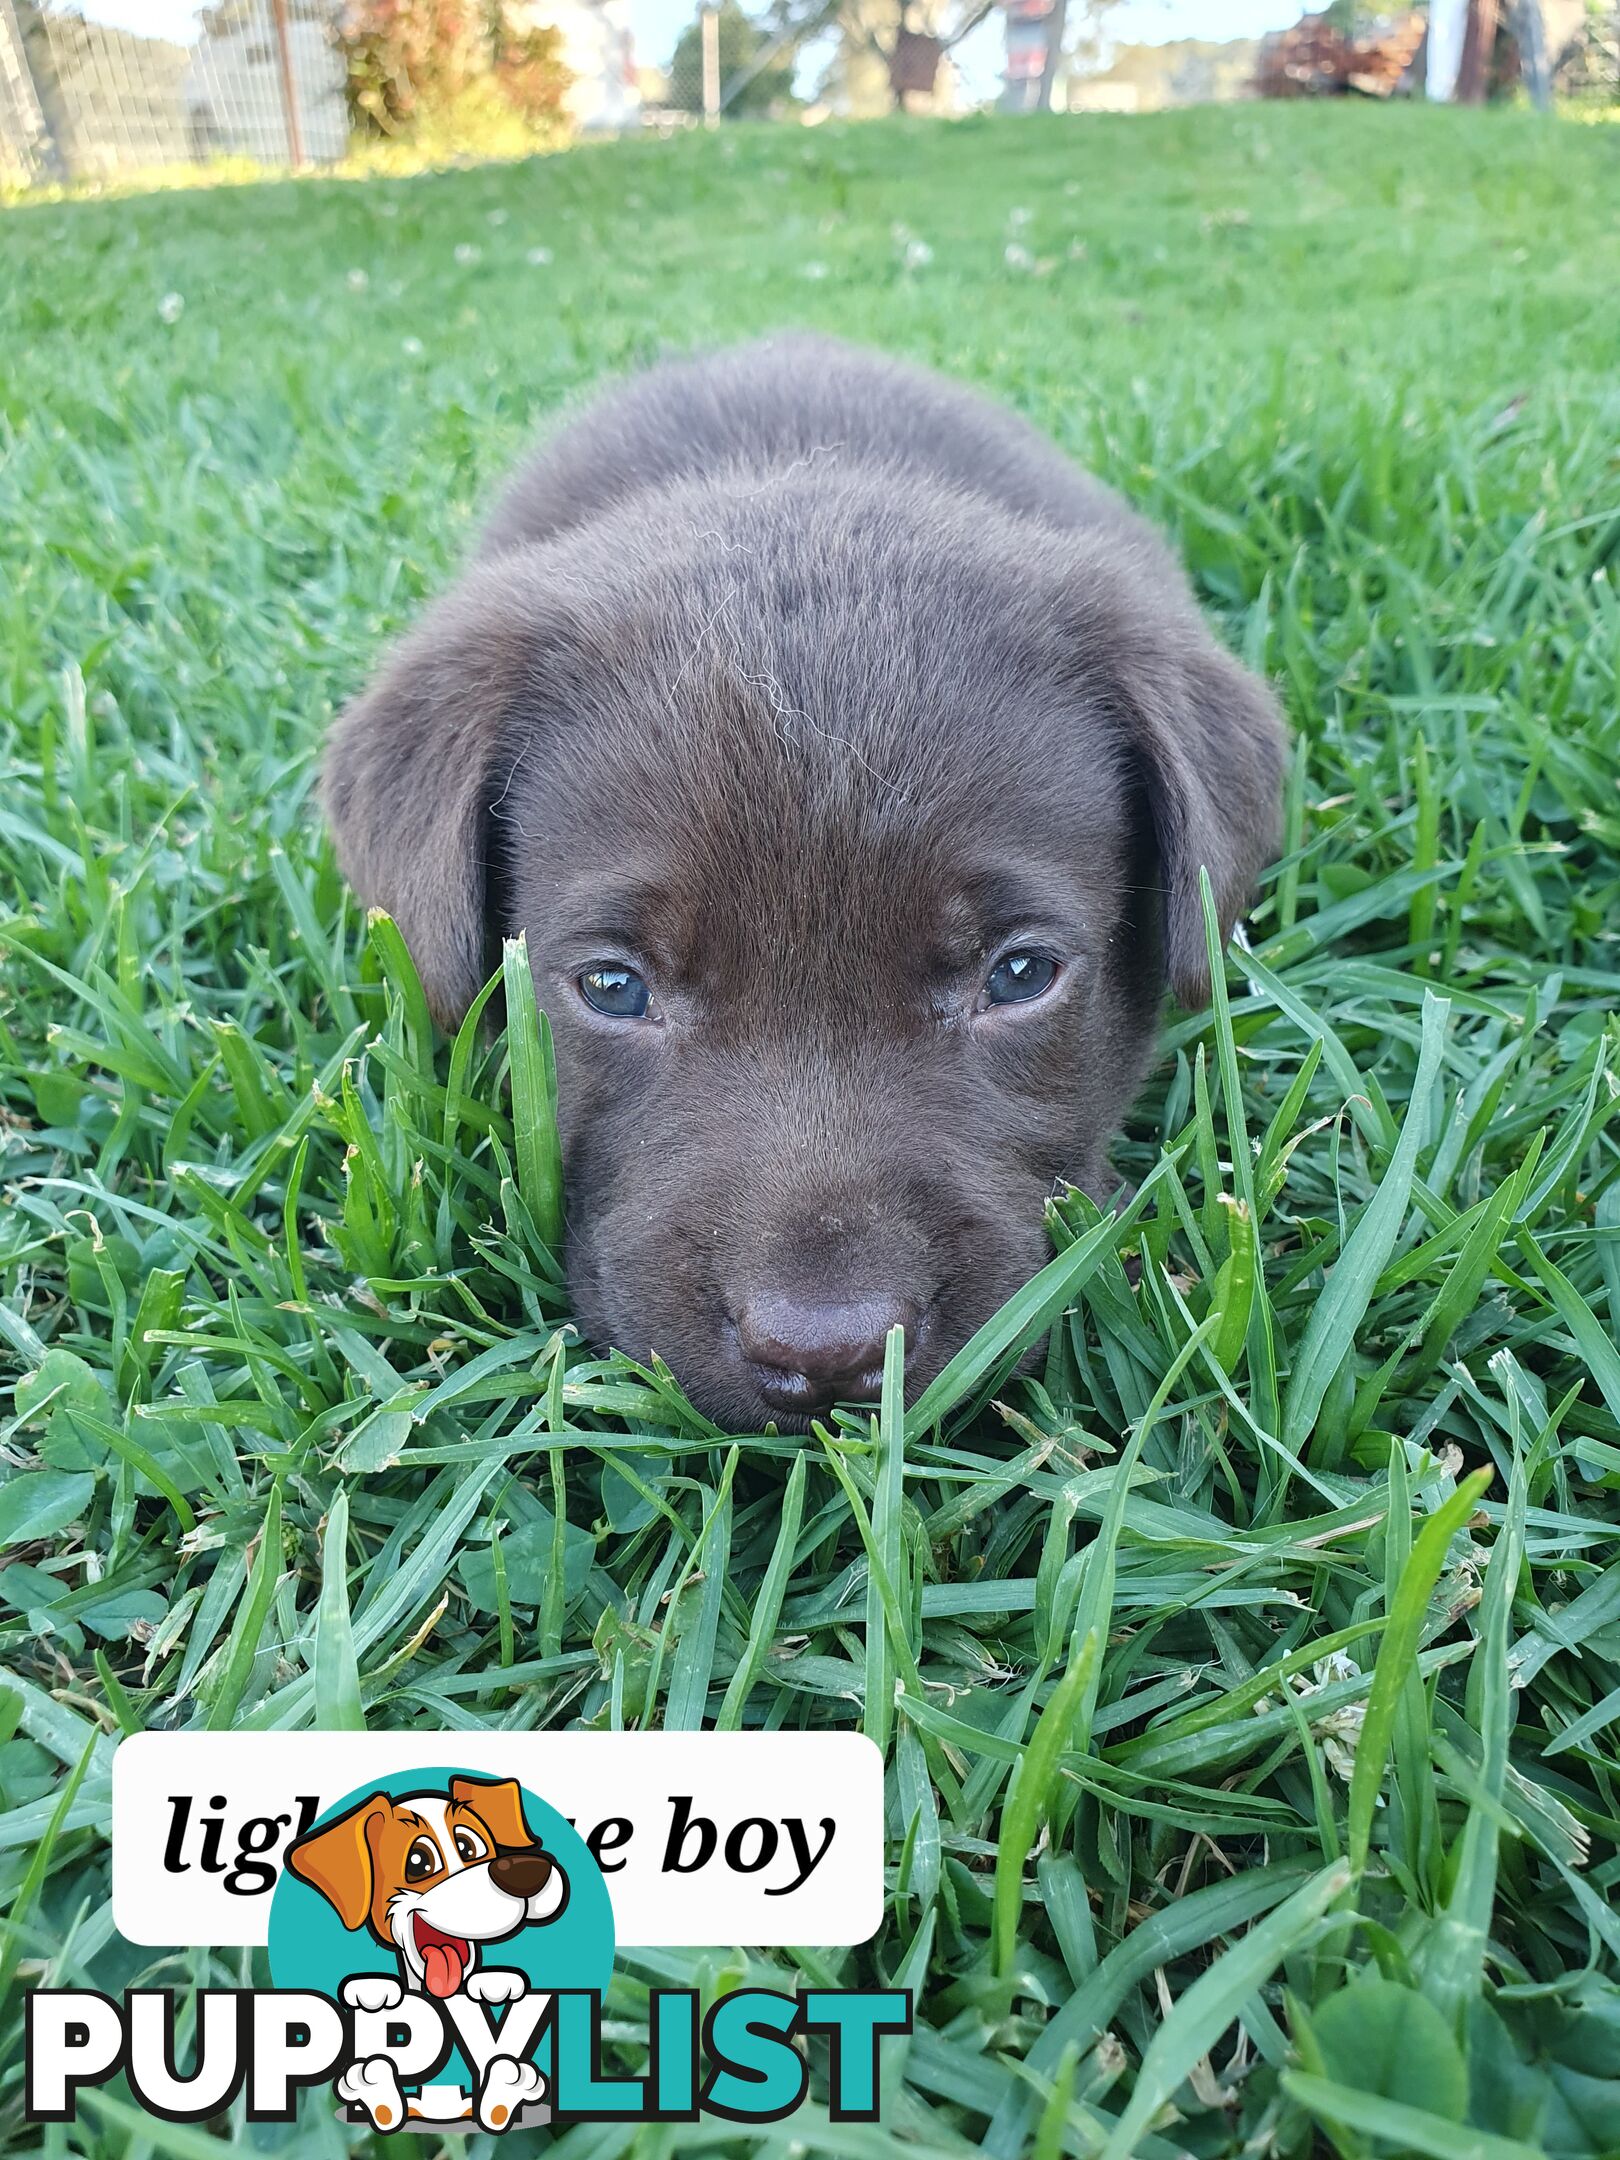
[
  {"left": 701, "top": 4, "right": 720, "bottom": 126},
  {"left": 1454, "top": 0, "right": 1499, "bottom": 98},
  {"left": 1512, "top": 0, "right": 1551, "bottom": 106},
  {"left": 269, "top": 0, "right": 307, "bottom": 168},
  {"left": 11, "top": 0, "right": 73, "bottom": 181},
  {"left": 1035, "top": 0, "right": 1067, "bottom": 108}
]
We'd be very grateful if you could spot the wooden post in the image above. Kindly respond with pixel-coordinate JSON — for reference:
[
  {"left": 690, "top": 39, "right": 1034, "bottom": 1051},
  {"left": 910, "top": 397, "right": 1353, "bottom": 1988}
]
[
  {"left": 1035, "top": 0, "right": 1068, "bottom": 109},
  {"left": 269, "top": 0, "right": 307, "bottom": 168},
  {"left": 1426, "top": 0, "right": 1468, "bottom": 94},
  {"left": 11, "top": 0, "right": 72, "bottom": 181},
  {"left": 701, "top": 4, "right": 720, "bottom": 125},
  {"left": 1513, "top": 0, "right": 1551, "bottom": 106},
  {"left": 1455, "top": 0, "right": 1499, "bottom": 100}
]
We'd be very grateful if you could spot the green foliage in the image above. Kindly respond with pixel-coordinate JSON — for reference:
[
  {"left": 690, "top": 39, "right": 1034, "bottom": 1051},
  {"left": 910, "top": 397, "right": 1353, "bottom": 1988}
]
[
  {"left": 1, "top": 102, "right": 1620, "bottom": 2155},
  {"left": 669, "top": 0, "right": 799, "bottom": 115},
  {"left": 338, "top": 0, "right": 572, "bottom": 143}
]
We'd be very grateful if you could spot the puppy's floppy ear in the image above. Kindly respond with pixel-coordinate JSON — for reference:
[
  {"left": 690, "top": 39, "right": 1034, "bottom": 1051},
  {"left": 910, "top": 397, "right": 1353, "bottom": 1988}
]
[
  {"left": 321, "top": 557, "right": 544, "bottom": 1028},
  {"left": 451, "top": 1775, "right": 535, "bottom": 1851},
  {"left": 286, "top": 1794, "right": 388, "bottom": 1931},
  {"left": 1124, "top": 627, "right": 1287, "bottom": 1008}
]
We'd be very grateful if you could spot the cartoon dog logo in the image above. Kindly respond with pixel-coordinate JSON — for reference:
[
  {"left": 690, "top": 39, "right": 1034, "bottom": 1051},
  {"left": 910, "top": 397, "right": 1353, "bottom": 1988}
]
[{"left": 287, "top": 1774, "right": 569, "bottom": 2131}]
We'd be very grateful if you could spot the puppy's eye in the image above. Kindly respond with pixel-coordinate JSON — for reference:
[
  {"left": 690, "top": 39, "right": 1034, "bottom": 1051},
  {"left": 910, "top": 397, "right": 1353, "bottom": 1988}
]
[
  {"left": 453, "top": 1828, "right": 487, "bottom": 1863},
  {"left": 984, "top": 951, "right": 1059, "bottom": 1007},
  {"left": 405, "top": 1838, "right": 441, "bottom": 1882},
  {"left": 578, "top": 965, "right": 652, "bottom": 1019}
]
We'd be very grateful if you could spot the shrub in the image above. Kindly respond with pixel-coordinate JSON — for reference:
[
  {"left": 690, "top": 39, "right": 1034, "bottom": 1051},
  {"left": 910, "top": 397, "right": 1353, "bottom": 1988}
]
[{"left": 339, "top": 0, "right": 571, "bottom": 138}]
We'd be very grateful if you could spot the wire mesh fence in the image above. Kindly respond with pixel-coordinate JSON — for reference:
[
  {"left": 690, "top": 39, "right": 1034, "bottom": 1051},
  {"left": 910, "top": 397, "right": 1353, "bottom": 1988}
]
[
  {"left": 0, "top": 0, "right": 654, "bottom": 185},
  {"left": 0, "top": 0, "right": 1043, "bottom": 188},
  {"left": 0, "top": 0, "right": 346, "bottom": 185}
]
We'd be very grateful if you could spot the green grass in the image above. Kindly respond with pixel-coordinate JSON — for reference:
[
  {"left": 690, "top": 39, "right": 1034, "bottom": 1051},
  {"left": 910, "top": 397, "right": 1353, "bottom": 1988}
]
[{"left": 3, "top": 99, "right": 1620, "bottom": 2157}]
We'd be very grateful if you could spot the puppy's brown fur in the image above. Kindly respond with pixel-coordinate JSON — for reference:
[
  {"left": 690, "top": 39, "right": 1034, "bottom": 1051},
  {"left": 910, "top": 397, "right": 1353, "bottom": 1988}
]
[{"left": 324, "top": 335, "right": 1286, "bottom": 1429}]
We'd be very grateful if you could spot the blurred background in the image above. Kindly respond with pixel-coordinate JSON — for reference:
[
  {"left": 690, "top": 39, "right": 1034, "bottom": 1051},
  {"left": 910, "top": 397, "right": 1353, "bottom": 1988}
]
[{"left": 0, "top": 0, "right": 1614, "bottom": 188}]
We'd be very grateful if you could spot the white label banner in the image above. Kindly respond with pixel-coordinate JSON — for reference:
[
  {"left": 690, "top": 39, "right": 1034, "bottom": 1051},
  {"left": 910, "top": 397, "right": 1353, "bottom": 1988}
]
[{"left": 111, "top": 1731, "right": 882, "bottom": 1949}]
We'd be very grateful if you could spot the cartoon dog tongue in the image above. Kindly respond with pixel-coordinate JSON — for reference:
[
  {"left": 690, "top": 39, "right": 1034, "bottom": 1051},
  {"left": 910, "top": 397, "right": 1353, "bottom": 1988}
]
[{"left": 415, "top": 1918, "right": 470, "bottom": 1998}]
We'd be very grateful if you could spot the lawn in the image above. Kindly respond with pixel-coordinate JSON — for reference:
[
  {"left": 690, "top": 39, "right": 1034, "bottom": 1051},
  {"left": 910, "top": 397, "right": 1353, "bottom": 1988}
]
[{"left": 3, "top": 99, "right": 1620, "bottom": 2158}]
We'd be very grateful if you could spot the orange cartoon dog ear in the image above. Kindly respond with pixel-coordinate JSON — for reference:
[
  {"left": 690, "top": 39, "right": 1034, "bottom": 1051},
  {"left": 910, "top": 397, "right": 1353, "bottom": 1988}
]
[
  {"left": 287, "top": 1794, "right": 388, "bottom": 1930},
  {"left": 451, "top": 1776, "right": 535, "bottom": 1852}
]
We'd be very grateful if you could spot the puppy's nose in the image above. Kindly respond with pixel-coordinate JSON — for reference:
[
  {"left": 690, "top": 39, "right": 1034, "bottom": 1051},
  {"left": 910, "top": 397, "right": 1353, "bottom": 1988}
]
[
  {"left": 736, "top": 1294, "right": 912, "bottom": 1413},
  {"left": 489, "top": 1849, "right": 552, "bottom": 1899}
]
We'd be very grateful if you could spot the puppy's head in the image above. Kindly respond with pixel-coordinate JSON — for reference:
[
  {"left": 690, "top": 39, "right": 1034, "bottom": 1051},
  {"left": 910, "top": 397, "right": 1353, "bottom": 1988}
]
[
  {"left": 287, "top": 1777, "right": 567, "bottom": 1997},
  {"left": 324, "top": 466, "right": 1284, "bottom": 1429}
]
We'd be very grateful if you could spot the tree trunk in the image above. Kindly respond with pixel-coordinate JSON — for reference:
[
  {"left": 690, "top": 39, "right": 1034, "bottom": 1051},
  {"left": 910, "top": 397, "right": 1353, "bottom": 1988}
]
[
  {"left": 1455, "top": 0, "right": 1499, "bottom": 99},
  {"left": 1035, "top": 0, "right": 1067, "bottom": 109},
  {"left": 1512, "top": 0, "right": 1551, "bottom": 106}
]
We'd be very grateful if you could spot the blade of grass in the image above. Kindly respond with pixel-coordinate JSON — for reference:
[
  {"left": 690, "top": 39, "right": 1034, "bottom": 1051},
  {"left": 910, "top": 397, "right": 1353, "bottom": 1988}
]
[
  {"left": 1281, "top": 2072, "right": 1544, "bottom": 2160},
  {"left": 501, "top": 931, "right": 564, "bottom": 1257},
  {"left": 1098, "top": 1859, "right": 1353, "bottom": 2160},
  {"left": 204, "top": 1483, "right": 283, "bottom": 1731},
  {"left": 313, "top": 1487, "right": 366, "bottom": 1731},
  {"left": 906, "top": 1159, "right": 1173, "bottom": 1437},
  {"left": 1348, "top": 1466, "right": 1493, "bottom": 1874},
  {"left": 993, "top": 1623, "right": 1099, "bottom": 1975},
  {"left": 658, "top": 1451, "right": 738, "bottom": 1732},
  {"left": 864, "top": 1323, "right": 912, "bottom": 1760},
  {"left": 1284, "top": 991, "right": 1450, "bottom": 1455}
]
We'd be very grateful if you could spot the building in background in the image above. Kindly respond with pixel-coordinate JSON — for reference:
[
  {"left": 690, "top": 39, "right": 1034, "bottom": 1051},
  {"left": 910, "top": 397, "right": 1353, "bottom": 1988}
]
[
  {"left": 1002, "top": 0, "right": 1263, "bottom": 112},
  {"left": 1068, "top": 34, "right": 1262, "bottom": 106}
]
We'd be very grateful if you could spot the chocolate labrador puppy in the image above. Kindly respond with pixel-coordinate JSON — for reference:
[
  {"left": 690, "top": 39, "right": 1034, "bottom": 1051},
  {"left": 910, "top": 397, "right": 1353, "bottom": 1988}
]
[{"left": 324, "top": 334, "right": 1285, "bottom": 1429}]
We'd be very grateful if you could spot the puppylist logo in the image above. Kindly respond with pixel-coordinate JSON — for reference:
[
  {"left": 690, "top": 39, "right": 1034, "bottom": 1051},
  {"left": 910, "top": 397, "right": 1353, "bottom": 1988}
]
[
  {"left": 272, "top": 1769, "right": 599, "bottom": 2131},
  {"left": 28, "top": 1738, "right": 907, "bottom": 2133}
]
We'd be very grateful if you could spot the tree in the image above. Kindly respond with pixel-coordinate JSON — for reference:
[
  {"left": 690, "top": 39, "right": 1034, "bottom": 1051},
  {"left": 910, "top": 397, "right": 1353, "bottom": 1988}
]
[
  {"left": 1511, "top": 0, "right": 1552, "bottom": 105},
  {"left": 669, "top": 0, "right": 798, "bottom": 115},
  {"left": 1035, "top": 0, "right": 1067, "bottom": 108},
  {"left": 337, "top": 0, "right": 570, "bottom": 136},
  {"left": 851, "top": 0, "right": 997, "bottom": 112}
]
